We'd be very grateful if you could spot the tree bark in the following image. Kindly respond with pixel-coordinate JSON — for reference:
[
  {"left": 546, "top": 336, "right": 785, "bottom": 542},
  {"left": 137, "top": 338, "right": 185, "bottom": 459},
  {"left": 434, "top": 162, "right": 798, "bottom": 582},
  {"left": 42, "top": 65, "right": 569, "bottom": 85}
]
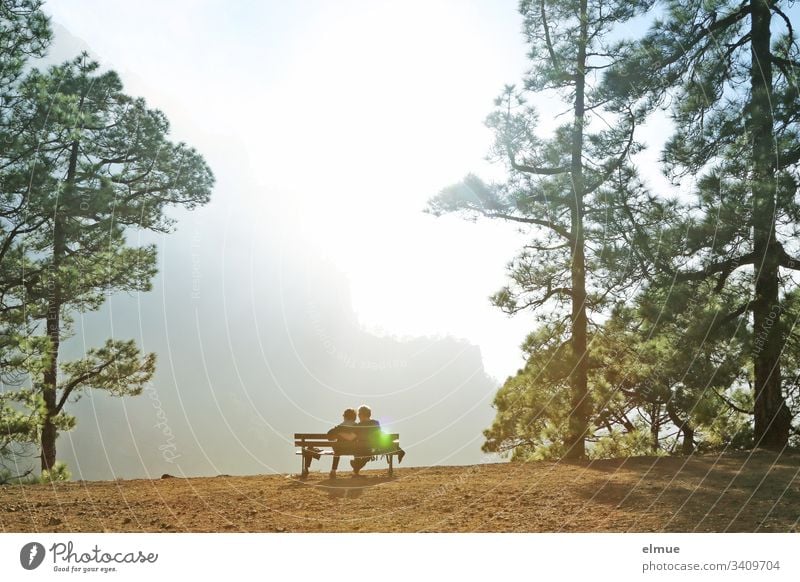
[
  {"left": 40, "top": 216, "right": 63, "bottom": 472},
  {"left": 565, "top": 0, "right": 590, "bottom": 460},
  {"left": 749, "top": 0, "right": 790, "bottom": 448},
  {"left": 666, "top": 401, "right": 694, "bottom": 455},
  {"left": 40, "top": 139, "right": 78, "bottom": 472},
  {"left": 650, "top": 404, "right": 661, "bottom": 453}
]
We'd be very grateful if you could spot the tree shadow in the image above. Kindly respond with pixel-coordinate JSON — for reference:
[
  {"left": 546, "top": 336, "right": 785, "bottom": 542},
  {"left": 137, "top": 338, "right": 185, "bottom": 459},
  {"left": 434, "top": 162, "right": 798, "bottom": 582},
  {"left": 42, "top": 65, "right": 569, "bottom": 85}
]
[{"left": 569, "top": 450, "right": 800, "bottom": 532}]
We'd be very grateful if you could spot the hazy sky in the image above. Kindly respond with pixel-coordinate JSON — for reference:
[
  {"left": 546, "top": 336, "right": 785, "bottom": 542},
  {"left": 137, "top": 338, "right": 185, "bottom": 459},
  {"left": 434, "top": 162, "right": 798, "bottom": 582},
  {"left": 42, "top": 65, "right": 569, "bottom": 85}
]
[
  {"left": 45, "top": 0, "right": 538, "bottom": 379},
  {"left": 35, "top": 0, "right": 756, "bottom": 479},
  {"left": 33, "top": 0, "right": 552, "bottom": 479}
]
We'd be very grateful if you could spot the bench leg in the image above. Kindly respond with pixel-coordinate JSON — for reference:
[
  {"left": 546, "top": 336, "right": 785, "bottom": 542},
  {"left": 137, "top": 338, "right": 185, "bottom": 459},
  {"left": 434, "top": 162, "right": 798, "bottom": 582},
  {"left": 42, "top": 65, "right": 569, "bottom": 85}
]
[
  {"left": 388, "top": 454, "right": 393, "bottom": 476},
  {"left": 300, "top": 448, "right": 309, "bottom": 478}
]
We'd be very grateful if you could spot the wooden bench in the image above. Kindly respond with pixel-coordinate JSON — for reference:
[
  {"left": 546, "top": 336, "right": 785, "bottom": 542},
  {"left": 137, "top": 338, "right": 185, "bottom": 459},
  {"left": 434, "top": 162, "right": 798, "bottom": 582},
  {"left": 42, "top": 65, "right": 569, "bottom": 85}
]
[{"left": 294, "top": 432, "right": 402, "bottom": 477}]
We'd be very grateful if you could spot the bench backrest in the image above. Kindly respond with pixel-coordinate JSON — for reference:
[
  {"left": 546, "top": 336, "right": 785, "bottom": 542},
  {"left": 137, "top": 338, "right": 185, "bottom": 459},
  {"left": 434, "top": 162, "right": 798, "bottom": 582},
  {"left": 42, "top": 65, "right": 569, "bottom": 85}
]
[{"left": 294, "top": 433, "right": 399, "bottom": 448}]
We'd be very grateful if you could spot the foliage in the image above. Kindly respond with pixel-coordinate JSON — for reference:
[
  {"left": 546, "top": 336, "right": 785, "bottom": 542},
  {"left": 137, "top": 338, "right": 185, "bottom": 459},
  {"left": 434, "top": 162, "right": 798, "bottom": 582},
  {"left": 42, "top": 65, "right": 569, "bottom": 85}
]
[
  {"left": 39, "top": 460, "right": 71, "bottom": 483},
  {"left": 0, "top": 0, "right": 51, "bottom": 476},
  {"left": 431, "top": 0, "right": 655, "bottom": 458},
  {"left": 0, "top": 12, "right": 213, "bottom": 475},
  {"left": 603, "top": 0, "right": 800, "bottom": 448}
]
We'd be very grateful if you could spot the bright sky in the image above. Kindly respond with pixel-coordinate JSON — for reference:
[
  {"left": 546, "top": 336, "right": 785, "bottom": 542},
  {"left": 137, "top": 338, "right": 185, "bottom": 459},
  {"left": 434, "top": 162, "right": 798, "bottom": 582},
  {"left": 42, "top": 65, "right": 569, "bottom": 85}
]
[
  {"left": 43, "top": 0, "right": 539, "bottom": 382},
  {"left": 32, "top": 1, "right": 800, "bottom": 480}
]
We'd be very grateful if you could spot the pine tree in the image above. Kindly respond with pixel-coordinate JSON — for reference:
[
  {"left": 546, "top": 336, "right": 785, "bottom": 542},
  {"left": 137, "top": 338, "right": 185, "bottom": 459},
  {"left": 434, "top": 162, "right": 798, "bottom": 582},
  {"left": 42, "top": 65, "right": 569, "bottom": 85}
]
[
  {"left": 2, "top": 54, "right": 213, "bottom": 471},
  {"left": 597, "top": 279, "right": 753, "bottom": 455},
  {"left": 429, "top": 0, "right": 653, "bottom": 458},
  {"left": 0, "top": 0, "right": 52, "bottom": 480},
  {"left": 605, "top": 0, "right": 800, "bottom": 448}
]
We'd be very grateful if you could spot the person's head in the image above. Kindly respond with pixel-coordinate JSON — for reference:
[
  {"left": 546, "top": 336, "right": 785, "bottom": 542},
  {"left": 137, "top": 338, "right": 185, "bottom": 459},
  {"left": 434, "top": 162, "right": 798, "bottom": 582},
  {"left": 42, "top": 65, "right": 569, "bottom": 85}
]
[
  {"left": 342, "top": 408, "right": 357, "bottom": 422},
  {"left": 357, "top": 405, "right": 372, "bottom": 421}
]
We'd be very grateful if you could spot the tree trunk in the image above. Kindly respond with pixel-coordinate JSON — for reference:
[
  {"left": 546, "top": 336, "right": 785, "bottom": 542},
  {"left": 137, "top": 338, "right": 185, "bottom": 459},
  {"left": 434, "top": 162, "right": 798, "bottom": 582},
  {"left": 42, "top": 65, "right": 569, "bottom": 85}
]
[
  {"left": 41, "top": 215, "right": 63, "bottom": 472},
  {"left": 40, "top": 139, "right": 78, "bottom": 472},
  {"left": 749, "top": 0, "right": 790, "bottom": 448},
  {"left": 681, "top": 423, "right": 695, "bottom": 455},
  {"left": 666, "top": 401, "right": 694, "bottom": 455},
  {"left": 650, "top": 404, "right": 660, "bottom": 453},
  {"left": 565, "top": 0, "right": 589, "bottom": 460}
]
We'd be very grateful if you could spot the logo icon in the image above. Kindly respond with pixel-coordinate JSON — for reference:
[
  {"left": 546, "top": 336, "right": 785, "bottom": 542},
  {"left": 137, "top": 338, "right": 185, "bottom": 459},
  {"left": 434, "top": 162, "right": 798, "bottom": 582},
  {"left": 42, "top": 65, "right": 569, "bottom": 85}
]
[{"left": 20, "top": 542, "right": 46, "bottom": 570}]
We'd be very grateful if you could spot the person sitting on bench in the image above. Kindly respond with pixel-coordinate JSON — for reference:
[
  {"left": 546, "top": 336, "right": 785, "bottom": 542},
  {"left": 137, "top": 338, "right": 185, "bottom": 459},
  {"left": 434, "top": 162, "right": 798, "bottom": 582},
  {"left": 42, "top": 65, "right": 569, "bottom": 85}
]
[
  {"left": 325, "top": 408, "right": 358, "bottom": 479},
  {"left": 301, "top": 408, "right": 358, "bottom": 478},
  {"left": 350, "top": 405, "right": 383, "bottom": 476}
]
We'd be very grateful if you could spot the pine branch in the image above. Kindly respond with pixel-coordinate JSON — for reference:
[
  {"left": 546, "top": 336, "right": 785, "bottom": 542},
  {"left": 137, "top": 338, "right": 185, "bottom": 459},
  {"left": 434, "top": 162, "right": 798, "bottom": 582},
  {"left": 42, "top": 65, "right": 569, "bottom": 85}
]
[
  {"left": 771, "top": 5, "right": 797, "bottom": 52},
  {"left": 583, "top": 111, "right": 636, "bottom": 196},
  {"left": 710, "top": 387, "right": 752, "bottom": 415},
  {"left": 778, "top": 246, "right": 800, "bottom": 270},
  {"left": 476, "top": 208, "right": 574, "bottom": 242},
  {"left": 540, "top": 0, "right": 563, "bottom": 74},
  {"left": 777, "top": 144, "right": 800, "bottom": 170},
  {"left": 674, "top": 252, "right": 756, "bottom": 282},
  {"left": 55, "top": 356, "right": 119, "bottom": 414},
  {"left": 508, "top": 156, "right": 570, "bottom": 176}
]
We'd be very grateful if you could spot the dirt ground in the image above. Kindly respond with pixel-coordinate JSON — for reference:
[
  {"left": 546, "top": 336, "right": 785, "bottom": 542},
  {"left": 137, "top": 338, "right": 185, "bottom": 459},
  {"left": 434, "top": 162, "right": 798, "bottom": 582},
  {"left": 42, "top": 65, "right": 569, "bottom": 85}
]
[{"left": 2, "top": 449, "right": 799, "bottom": 532}]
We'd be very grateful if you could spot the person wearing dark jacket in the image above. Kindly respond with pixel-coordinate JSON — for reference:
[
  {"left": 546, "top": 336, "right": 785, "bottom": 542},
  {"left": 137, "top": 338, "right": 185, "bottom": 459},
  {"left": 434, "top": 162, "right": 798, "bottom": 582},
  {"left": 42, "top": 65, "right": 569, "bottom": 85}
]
[
  {"left": 301, "top": 408, "right": 357, "bottom": 479},
  {"left": 326, "top": 408, "right": 358, "bottom": 479}
]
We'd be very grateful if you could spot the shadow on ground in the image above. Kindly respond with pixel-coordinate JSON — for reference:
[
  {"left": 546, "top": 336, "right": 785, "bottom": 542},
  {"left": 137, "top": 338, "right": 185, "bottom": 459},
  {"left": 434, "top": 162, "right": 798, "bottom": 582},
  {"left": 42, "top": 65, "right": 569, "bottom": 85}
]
[
  {"left": 300, "top": 475, "right": 397, "bottom": 499},
  {"left": 570, "top": 449, "right": 800, "bottom": 532}
]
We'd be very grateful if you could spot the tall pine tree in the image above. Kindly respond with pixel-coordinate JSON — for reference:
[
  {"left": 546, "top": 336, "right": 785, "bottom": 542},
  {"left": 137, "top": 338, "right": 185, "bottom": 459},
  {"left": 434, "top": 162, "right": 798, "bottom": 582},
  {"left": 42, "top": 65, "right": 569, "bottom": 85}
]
[
  {"left": 0, "top": 0, "right": 52, "bottom": 479},
  {"left": 2, "top": 54, "right": 213, "bottom": 472},
  {"left": 605, "top": 0, "right": 800, "bottom": 448},
  {"left": 429, "top": 0, "right": 653, "bottom": 458}
]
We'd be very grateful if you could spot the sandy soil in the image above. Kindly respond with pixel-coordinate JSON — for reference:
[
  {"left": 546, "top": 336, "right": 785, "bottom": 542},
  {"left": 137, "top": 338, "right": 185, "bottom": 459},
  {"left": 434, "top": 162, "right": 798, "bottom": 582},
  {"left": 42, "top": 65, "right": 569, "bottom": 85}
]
[{"left": 2, "top": 449, "right": 799, "bottom": 532}]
